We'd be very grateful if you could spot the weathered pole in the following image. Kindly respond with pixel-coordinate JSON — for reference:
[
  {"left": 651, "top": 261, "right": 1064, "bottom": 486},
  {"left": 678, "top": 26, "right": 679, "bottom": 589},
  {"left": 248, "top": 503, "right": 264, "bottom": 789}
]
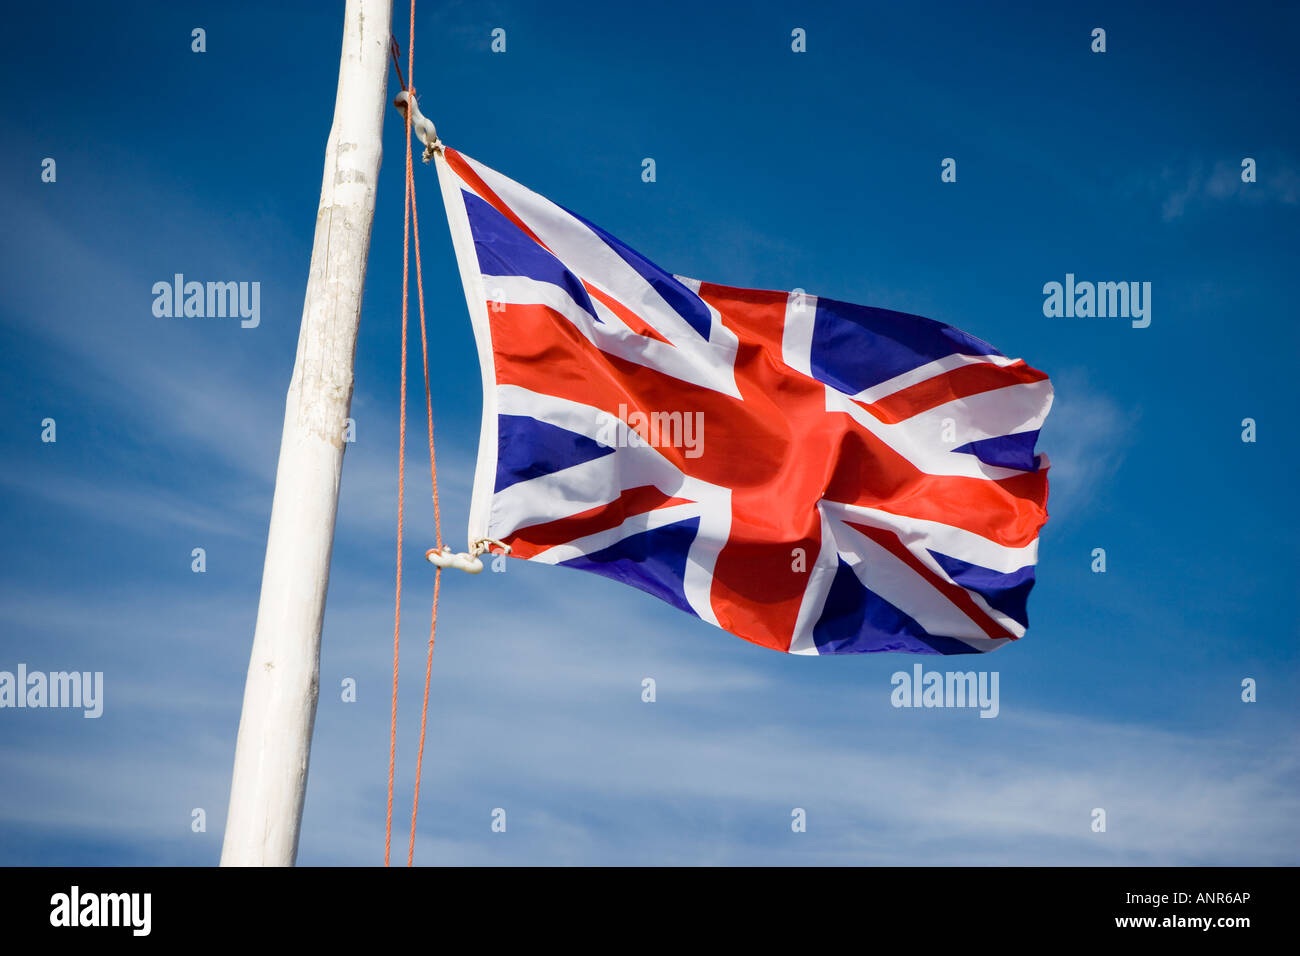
[{"left": 221, "top": 0, "right": 392, "bottom": 866}]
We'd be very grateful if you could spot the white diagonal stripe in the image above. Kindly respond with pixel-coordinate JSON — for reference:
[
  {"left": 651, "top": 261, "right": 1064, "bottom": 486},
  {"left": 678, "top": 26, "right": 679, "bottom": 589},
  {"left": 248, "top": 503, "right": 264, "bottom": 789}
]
[{"left": 834, "top": 522, "right": 995, "bottom": 643}]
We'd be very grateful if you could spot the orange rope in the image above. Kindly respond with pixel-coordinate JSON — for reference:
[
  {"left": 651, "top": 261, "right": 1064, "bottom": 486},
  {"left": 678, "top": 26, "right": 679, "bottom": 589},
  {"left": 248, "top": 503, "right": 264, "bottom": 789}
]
[
  {"left": 405, "top": 166, "right": 442, "bottom": 866},
  {"left": 404, "top": 9, "right": 444, "bottom": 869},
  {"left": 386, "top": 0, "right": 443, "bottom": 868},
  {"left": 385, "top": 0, "right": 418, "bottom": 869}
]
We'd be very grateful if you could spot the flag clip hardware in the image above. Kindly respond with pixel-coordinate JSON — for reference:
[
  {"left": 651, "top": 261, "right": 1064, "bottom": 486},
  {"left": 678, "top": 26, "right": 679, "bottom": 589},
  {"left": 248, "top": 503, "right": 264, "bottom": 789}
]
[
  {"left": 425, "top": 547, "right": 481, "bottom": 573},
  {"left": 393, "top": 90, "right": 442, "bottom": 162},
  {"left": 424, "top": 539, "right": 510, "bottom": 574}
]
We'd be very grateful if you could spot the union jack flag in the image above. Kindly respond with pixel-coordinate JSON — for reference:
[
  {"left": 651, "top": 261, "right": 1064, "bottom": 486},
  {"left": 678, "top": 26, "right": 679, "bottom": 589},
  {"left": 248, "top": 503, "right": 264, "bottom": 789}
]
[{"left": 434, "top": 148, "right": 1052, "bottom": 655}]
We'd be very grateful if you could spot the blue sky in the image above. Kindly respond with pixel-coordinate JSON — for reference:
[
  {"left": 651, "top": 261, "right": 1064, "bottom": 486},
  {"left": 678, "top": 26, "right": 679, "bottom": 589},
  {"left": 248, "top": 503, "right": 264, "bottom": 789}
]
[{"left": 0, "top": 0, "right": 1297, "bottom": 865}]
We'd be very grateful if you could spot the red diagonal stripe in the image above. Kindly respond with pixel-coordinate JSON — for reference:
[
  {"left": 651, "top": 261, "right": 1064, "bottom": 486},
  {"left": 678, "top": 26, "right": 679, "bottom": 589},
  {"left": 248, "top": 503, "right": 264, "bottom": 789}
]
[
  {"left": 860, "top": 360, "right": 1049, "bottom": 424},
  {"left": 508, "top": 484, "right": 693, "bottom": 559},
  {"left": 579, "top": 282, "right": 671, "bottom": 344}
]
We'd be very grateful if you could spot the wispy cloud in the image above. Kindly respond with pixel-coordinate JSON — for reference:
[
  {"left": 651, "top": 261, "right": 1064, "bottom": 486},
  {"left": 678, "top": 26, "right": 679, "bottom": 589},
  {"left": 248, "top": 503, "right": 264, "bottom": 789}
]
[
  {"left": 1158, "top": 157, "right": 1300, "bottom": 221},
  {"left": 4, "top": 573, "right": 1296, "bottom": 866},
  {"left": 1038, "top": 370, "right": 1134, "bottom": 523}
]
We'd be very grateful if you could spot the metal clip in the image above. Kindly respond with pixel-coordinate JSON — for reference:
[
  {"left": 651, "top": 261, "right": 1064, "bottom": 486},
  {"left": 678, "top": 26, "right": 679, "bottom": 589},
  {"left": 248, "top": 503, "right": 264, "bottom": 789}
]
[
  {"left": 425, "top": 546, "right": 483, "bottom": 574},
  {"left": 393, "top": 90, "right": 442, "bottom": 162}
]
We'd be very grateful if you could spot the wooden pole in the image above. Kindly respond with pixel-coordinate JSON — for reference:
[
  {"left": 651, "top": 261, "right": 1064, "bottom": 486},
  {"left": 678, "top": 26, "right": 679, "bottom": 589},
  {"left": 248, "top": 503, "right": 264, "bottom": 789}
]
[{"left": 220, "top": 0, "right": 392, "bottom": 866}]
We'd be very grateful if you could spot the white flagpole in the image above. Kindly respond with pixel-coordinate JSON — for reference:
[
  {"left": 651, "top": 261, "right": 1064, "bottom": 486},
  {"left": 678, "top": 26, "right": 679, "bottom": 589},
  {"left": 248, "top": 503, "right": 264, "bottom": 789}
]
[{"left": 220, "top": 0, "right": 393, "bottom": 867}]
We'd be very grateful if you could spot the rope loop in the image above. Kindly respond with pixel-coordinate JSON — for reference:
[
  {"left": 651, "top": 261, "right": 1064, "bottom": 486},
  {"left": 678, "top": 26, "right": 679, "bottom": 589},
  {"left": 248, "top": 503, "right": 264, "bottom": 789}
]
[{"left": 471, "top": 538, "right": 513, "bottom": 557}]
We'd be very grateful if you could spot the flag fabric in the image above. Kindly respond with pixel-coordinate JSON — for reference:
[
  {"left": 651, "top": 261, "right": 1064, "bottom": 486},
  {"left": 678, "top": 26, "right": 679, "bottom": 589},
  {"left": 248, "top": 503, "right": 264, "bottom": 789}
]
[{"left": 434, "top": 148, "right": 1052, "bottom": 655}]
